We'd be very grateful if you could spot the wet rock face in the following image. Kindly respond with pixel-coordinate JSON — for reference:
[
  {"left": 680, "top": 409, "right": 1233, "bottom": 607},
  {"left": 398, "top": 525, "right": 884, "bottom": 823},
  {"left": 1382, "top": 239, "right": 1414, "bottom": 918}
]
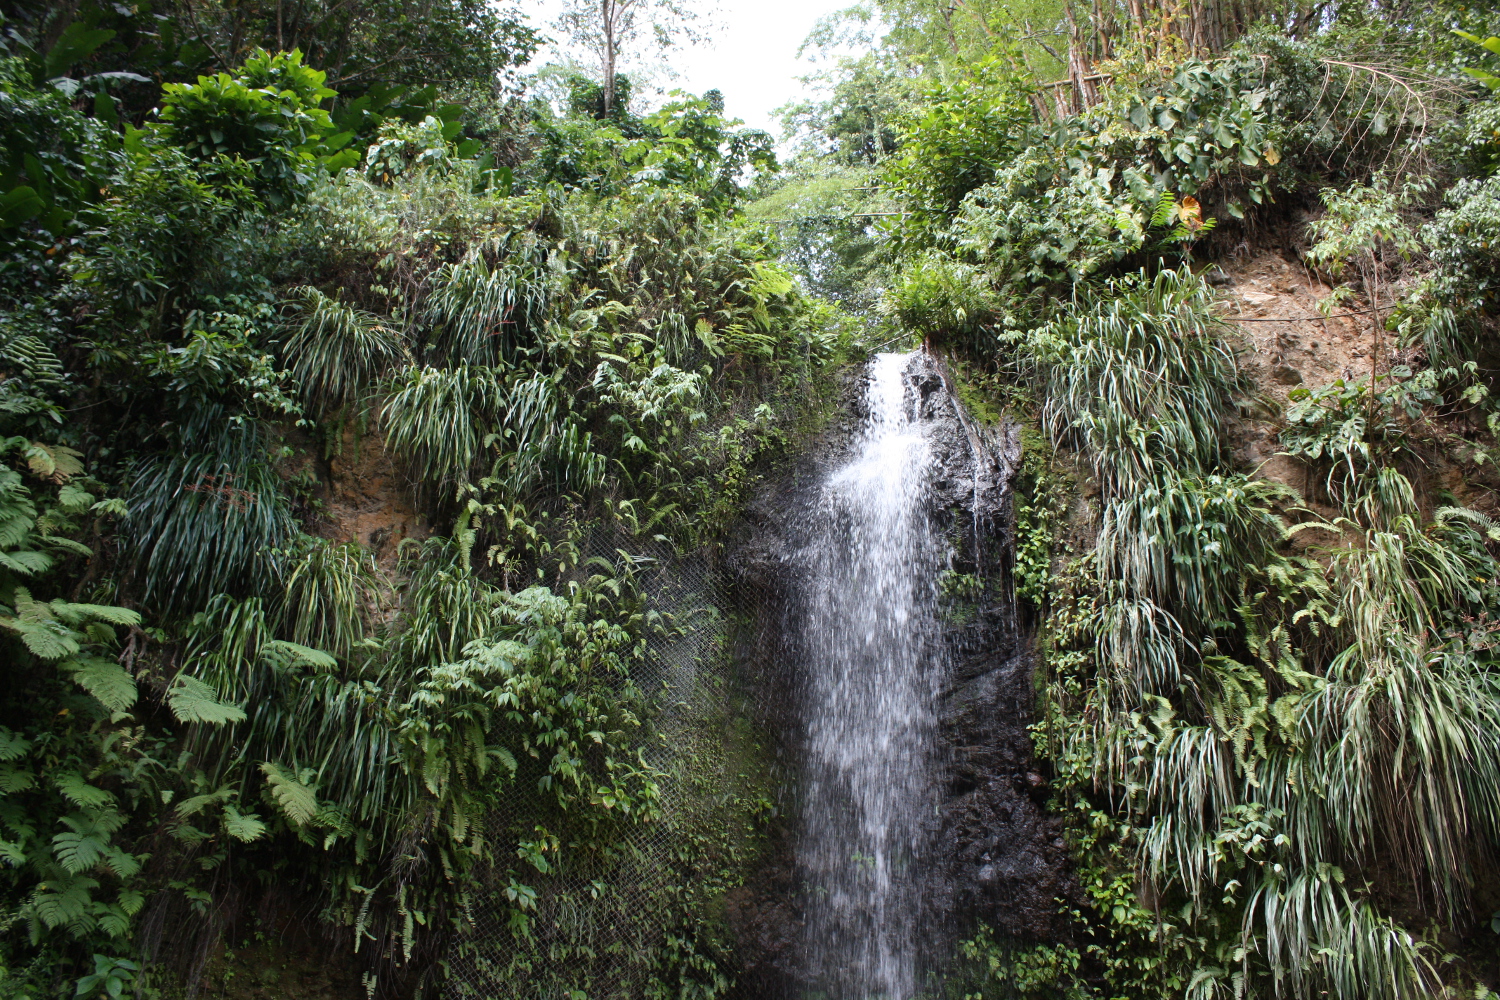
[
  {"left": 933, "top": 649, "right": 1076, "bottom": 943},
  {"left": 916, "top": 351, "right": 1077, "bottom": 947},
  {"left": 724, "top": 352, "right": 1074, "bottom": 995}
]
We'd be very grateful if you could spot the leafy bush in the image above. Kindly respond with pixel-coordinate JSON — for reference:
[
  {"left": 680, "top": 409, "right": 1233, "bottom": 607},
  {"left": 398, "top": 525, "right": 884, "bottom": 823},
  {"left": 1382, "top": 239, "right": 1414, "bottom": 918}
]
[
  {"left": 883, "top": 68, "right": 1037, "bottom": 252},
  {"left": 155, "top": 49, "right": 335, "bottom": 205},
  {"left": 422, "top": 241, "right": 550, "bottom": 367}
]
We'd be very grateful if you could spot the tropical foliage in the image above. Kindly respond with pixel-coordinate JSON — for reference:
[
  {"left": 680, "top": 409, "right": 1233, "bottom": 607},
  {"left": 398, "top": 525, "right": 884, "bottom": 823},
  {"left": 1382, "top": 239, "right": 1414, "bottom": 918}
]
[
  {"left": 862, "top": 4, "right": 1500, "bottom": 998},
  {"left": 0, "top": 8, "right": 842, "bottom": 996}
]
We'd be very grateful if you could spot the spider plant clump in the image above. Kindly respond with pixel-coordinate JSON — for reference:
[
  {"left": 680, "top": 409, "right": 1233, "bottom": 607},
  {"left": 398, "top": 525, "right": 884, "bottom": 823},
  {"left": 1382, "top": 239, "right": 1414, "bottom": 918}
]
[
  {"left": 125, "top": 418, "right": 296, "bottom": 618},
  {"left": 281, "top": 285, "right": 408, "bottom": 415}
]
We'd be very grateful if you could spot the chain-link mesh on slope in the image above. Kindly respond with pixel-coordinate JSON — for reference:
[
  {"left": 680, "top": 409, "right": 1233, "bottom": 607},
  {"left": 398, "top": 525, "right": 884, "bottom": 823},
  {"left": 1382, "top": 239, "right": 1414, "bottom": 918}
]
[{"left": 443, "top": 534, "right": 755, "bottom": 1000}]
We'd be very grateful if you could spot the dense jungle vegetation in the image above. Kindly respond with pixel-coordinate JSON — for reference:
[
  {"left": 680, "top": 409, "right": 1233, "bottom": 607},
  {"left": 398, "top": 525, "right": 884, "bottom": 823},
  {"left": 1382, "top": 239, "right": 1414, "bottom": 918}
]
[{"left": 6, "top": 0, "right": 1500, "bottom": 997}]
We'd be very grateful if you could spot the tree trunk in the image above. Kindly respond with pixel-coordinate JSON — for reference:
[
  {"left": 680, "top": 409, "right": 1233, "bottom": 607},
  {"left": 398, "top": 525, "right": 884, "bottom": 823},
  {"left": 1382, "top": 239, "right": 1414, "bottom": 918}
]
[{"left": 602, "top": 0, "right": 617, "bottom": 114}]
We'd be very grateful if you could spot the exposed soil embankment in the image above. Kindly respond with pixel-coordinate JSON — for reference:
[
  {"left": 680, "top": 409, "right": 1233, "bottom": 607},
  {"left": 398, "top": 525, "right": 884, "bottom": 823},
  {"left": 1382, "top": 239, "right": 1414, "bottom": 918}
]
[
  {"left": 278, "top": 422, "right": 431, "bottom": 571},
  {"left": 1215, "top": 238, "right": 1500, "bottom": 516}
]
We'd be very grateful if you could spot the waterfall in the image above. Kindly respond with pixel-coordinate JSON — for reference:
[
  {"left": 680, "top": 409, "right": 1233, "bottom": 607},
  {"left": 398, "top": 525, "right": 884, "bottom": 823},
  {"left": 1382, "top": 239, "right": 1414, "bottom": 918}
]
[{"left": 797, "top": 351, "right": 950, "bottom": 1000}]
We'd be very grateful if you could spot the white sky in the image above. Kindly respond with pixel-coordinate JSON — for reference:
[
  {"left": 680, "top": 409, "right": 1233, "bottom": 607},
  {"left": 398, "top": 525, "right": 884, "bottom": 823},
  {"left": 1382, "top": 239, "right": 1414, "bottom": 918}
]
[{"left": 520, "top": 0, "right": 870, "bottom": 138}]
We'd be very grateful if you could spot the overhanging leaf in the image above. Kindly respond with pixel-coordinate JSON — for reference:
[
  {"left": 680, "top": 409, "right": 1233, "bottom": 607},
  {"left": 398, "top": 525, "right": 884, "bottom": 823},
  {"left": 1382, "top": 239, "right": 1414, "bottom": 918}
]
[
  {"left": 65, "top": 657, "right": 138, "bottom": 713},
  {"left": 0, "top": 727, "right": 31, "bottom": 761},
  {"left": 52, "top": 829, "right": 106, "bottom": 873},
  {"left": 55, "top": 772, "right": 113, "bottom": 809},
  {"left": 167, "top": 675, "right": 247, "bottom": 725},
  {"left": 262, "top": 640, "right": 338, "bottom": 671},
  {"left": 29, "top": 872, "right": 98, "bottom": 928},
  {"left": 15, "top": 621, "right": 79, "bottom": 659},
  {"left": 43, "top": 24, "right": 116, "bottom": 80},
  {"left": 260, "top": 762, "right": 319, "bottom": 826}
]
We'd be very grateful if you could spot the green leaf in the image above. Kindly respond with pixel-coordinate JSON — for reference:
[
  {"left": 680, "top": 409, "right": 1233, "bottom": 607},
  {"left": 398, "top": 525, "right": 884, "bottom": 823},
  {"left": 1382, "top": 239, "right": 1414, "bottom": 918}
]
[
  {"left": 224, "top": 805, "right": 267, "bottom": 842},
  {"left": 55, "top": 772, "right": 114, "bottom": 809},
  {"left": 97, "top": 904, "right": 131, "bottom": 938},
  {"left": 43, "top": 24, "right": 117, "bottom": 80},
  {"left": 103, "top": 847, "right": 141, "bottom": 878},
  {"left": 30, "top": 872, "right": 97, "bottom": 928},
  {"left": 94, "top": 90, "right": 120, "bottom": 128},
  {"left": 0, "top": 549, "right": 52, "bottom": 575},
  {"left": 260, "top": 762, "right": 319, "bottom": 826},
  {"left": 53, "top": 829, "right": 107, "bottom": 874},
  {"left": 0, "top": 762, "right": 35, "bottom": 793},
  {"left": 167, "top": 675, "right": 247, "bottom": 725},
  {"left": 66, "top": 657, "right": 138, "bottom": 713},
  {"left": 1454, "top": 30, "right": 1500, "bottom": 56},
  {"left": 91, "top": 498, "right": 128, "bottom": 517},
  {"left": 1462, "top": 66, "right": 1500, "bottom": 92},
  {"left": 174, "top": 787, "right": 231, "bottom": 819},
  {"left": 0, "top": 726, "right": 32, "bottom": 761},
  {"left": 0, "top": 186, "right": 45, "bottom": 228},
  {"left": 63, "top": 604, "right": 142, "bottom": 627},
  {"left": 56, "top": 484, "right": 94, "bottom": 511},
  {"left": 262, "top": 640, "right": 338, "bottom": 671}
]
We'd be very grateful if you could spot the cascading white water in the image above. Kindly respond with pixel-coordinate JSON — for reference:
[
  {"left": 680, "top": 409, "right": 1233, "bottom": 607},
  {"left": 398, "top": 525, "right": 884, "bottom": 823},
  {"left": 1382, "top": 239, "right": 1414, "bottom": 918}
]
[{"left": 798, "top": 351, "right": 949, "bottom": 1000}]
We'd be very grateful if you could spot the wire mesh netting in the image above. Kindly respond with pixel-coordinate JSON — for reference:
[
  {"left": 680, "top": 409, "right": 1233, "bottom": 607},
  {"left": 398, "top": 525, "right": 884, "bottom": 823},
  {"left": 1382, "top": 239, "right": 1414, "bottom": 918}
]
[{"left": 444, "top": 533, "right": 751, "bottom": 1000}]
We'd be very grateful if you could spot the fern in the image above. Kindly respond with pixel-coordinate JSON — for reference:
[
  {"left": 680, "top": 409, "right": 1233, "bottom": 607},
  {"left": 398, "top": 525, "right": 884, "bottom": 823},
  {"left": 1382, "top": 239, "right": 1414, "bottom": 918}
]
[
  {"left": 261, "top": 640, "right": 339, "bottom": 671},
  {"left": 27, "top": 871, "right": 98, "bottom": 930},
  {"left": 51, "top": 829, "right": 107, "bottom": 875},
  {"left": 223, "top": 804, "right": 268, "bottom": 842},
  {"left": 53, "top": 773, "right": 114, "bottom": 810},
  {"left": 63, "top": 658, "right": 138, "bottom": 714},
  {"left": 0, "top": 727, "right": 30, "bottom": 760},
  {"left": 167, "top": 674, "right": 248, "bottom": 725},
  {"left": 260, "top": 762, "right": 320, "bottom": 826}
]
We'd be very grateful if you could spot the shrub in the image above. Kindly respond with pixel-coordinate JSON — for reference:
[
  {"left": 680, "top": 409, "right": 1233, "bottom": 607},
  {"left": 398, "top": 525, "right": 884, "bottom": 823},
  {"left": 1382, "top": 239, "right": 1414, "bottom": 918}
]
[{"left": 156, "top": 49, "right": 335, "bottom": 205}]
